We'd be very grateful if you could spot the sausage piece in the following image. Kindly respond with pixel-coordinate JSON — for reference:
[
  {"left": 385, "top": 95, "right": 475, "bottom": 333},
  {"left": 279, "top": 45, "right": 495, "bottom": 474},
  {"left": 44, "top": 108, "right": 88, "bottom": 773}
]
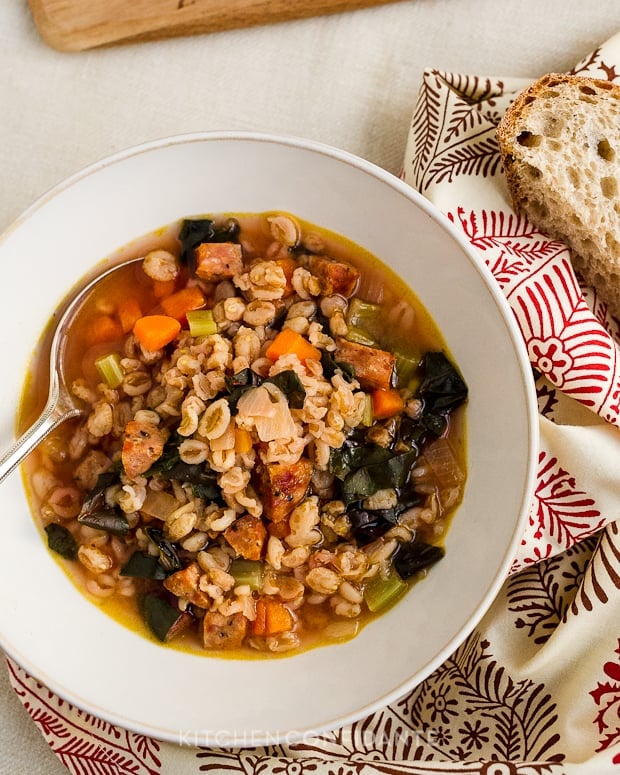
[
  {"left": 203, "top": 611, "right": 248, "bottom": 650},
  {"left": 224, "top": 514, "right": 267, "bottom": 560},
  {"left": 121, "top": 420, "right": 168, "bottom": 478},
  {"left": 254, "top": 459, "right": 313, "bottom": 522},
  {"left": 308, "top": 255, "right": 359, "bottom": 297},
  {"left": 195, "top": 242, "right": 244, "bottom": 281},
  {"left": 163, "top": 562, "right": 212, "bottom": 609},
  {"left": 74, "top": 450, "right": 112, "bottom": 491},
  {"left": 334, "top": 337, "right": 395, "bottom": 391}
]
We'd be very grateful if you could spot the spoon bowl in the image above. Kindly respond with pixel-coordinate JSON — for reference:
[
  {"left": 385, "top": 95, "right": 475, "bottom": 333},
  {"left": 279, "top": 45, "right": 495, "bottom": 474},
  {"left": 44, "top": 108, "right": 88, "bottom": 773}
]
[{"left": 0, "top": 256, "right": 142, "bottom": 484}]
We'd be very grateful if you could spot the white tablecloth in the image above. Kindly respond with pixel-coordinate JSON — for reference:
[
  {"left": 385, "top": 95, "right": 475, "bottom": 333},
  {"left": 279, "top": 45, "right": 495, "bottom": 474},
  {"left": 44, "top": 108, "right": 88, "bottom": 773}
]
[{"left": 3, "top": 1, "right": 620, "bottom": 772}]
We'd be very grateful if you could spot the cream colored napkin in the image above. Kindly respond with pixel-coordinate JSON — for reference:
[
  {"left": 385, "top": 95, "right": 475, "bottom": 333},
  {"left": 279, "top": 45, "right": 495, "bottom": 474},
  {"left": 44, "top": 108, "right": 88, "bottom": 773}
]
[{"left": 7, "top": 32, "right": 620, "bottom": 775}]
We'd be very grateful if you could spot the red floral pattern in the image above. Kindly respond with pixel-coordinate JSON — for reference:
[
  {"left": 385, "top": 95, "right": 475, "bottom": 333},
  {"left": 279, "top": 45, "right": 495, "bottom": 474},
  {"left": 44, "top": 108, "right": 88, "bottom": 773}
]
[
  {"left": 510, "top": 451, "right": 605, "bottom": 573},
  {"left": 7, "top": 660, "right": 161, "bottom": 775},
  {"left": 448, "top": 206, "right": 620, "bottom": 423},
  {"left": 530, "top": 452, "right": 603, "bottom": 545},
  {"left": 591, "top": 640, "right": 620, "bottom": 764}
]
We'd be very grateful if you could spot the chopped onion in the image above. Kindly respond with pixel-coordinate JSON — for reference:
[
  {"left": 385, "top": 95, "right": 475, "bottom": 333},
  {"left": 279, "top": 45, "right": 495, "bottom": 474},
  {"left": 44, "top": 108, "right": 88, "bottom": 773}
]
[
  {"left": 423, "top": 438, "right": 464, "bottom": 489},
  {"left": 141, "top": 489, "right": 178, "bottom": 520},
  {"left": 261, "top": 382, "right": 289, "bottom": 404},
  {"left": 236, "top": 386, "right": 276, "bottom": 419},
  {"left": 236, "top": 383, "right": 297, "bottom": 442},
  {"left": 255, "top": 403, "right": 297, "bottom": 441},
  {"left": 255, "top": 383, "right": 296, "bottom": 441}
]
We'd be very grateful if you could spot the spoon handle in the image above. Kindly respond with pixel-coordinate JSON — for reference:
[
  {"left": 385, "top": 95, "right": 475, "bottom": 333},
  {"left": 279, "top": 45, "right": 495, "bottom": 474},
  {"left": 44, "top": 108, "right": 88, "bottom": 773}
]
[{"left": 0, "top": 396, "right": 82, "bottom": 486}]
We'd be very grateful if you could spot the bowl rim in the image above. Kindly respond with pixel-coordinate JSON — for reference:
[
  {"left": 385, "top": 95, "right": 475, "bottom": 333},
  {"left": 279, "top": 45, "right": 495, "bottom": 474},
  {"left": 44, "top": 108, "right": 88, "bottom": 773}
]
[{"left": 0, "top": 130, "right": 539, "bottom": 746}]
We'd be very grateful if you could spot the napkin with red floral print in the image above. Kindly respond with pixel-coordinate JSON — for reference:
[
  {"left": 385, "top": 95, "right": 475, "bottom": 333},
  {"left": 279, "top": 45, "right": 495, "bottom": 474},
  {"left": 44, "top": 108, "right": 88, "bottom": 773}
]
[{"left": 7, "top": 32, "right": 620, "bottom": 775}]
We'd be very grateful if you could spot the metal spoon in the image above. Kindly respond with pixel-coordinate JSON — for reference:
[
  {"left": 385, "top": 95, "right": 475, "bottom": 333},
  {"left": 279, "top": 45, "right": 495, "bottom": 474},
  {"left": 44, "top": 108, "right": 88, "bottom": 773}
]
[{"left": 0, "top": 256, "right": 143, "bottom": 485}]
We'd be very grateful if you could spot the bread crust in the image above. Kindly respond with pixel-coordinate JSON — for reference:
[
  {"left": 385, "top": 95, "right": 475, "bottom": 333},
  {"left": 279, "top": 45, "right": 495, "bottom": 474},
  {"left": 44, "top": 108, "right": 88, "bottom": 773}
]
[{"left": 496, "top": 73, "right": 620, "bottom": 318}]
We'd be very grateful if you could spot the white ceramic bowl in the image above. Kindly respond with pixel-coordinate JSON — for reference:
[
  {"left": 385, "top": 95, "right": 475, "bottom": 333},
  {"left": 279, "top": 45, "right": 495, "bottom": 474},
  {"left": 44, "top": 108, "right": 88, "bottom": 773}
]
[{"left": 0, "top": 132, "right": 538, "bottom": 746}]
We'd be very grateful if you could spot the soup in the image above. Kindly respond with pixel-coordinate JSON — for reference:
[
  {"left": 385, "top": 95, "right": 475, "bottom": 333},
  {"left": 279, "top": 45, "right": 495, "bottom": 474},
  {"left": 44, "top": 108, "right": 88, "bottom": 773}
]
[{"left": 20, "top": 212, "right": 468, "bottom": 656}]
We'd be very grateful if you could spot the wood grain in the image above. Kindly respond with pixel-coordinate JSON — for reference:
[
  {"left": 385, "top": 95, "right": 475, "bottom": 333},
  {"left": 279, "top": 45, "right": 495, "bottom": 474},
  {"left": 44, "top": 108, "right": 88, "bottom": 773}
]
[{"left": 28, "top": 0, "right": 400, "bottom": 52}]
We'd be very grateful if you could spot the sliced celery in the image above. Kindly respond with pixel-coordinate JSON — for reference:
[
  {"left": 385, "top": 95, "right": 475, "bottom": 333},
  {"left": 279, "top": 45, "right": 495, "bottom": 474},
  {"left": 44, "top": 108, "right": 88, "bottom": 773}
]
[
  {"left": 345, "top": 298, "right": 382, "bottom": 347},
  {"left": 345, "top": 326, "right": 377, "bottom": 347},
  {"left": 346, "top": 298, "right": 381, "bottom": 328},
  {"left": 361, "top": 393, "right": 374, "bottom": 426},
  {"left": 94, "top": 352, "right": 124, "bottom": 389},
  {"left": 394, "top": 352, "right": 421, "bottom": 388},
  {"left": 364, "top": 570, "right": 407, "bottom": 613},
  {"left": 229, "top": 559, "right": 264, "bottom": 591},
  {"left": 187, "top": 309, "right": 217, "bottom": 337}
]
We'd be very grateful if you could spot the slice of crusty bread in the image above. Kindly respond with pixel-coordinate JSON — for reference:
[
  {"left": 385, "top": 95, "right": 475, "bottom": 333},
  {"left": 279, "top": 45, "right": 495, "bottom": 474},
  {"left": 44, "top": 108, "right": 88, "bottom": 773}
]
[{"left": 497, "top": 72, "right": 620, "bottom": 318}]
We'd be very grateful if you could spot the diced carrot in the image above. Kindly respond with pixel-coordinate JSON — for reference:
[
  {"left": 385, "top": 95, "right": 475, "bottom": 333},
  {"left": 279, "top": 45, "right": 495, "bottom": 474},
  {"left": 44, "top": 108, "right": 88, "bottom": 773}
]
[
  {"left": 117, "top": 298, "right": 143, "bottom": 334},
  {"left": 266, "top": 599, "right": 294, "bottom": 635},
  {"left": 371, "top": 388, "right": 405, "bottom": 419},
  {"left": 275, "top": 257, "right": 297, "bottom": 297},
  {"left": 160, "top": 286, "right": 206, "bottom": 323},
  {"left": 234, "top": 427, "right": 253, "bottom": 454},
  {"left": 265, "top": 329, "right": 321, "bottom": 364},
  {"left": 133, "top": 315, "right": 181, "bottom": 351},
  {"left": 152, "top": 279, "right": 176, "bottom": 299},
  {"left": 88, "top": 314, "right": 123, "bottom": 344},
  {"left": 253, "top": 598, "right": 267, "bottom": 636},
  {"left": 252, "top": 598, "right": 294, "bottom": 636}
]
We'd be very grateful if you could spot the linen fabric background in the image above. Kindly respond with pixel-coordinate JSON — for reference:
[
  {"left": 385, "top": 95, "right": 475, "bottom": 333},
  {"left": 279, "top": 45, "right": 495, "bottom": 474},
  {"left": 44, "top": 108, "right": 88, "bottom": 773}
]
[{"left": 2, "top": 3, "right": 620, "bottom": 774}]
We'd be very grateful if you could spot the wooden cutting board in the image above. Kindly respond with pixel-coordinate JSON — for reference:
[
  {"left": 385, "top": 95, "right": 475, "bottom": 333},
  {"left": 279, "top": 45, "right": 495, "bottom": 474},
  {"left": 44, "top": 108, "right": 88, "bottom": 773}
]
[{"left": 29, "top": 0, "right": 399, "bottom": 52}]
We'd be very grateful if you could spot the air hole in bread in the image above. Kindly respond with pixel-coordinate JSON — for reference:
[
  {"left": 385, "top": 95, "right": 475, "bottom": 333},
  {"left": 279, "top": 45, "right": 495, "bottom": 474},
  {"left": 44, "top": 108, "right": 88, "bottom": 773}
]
[
  {"left": 542, "top": 89, "right": 560, "bottom": 98},
  {"left": 529, "top": 200, "right": 548, "bottom": 220},
  {"left": 579, "top": 95, "right": 597, "bottom": 105},
  {"left": 580, "top": 85, "right": 597, "bottom": 96},
  {"left": 605, "top": 233, "right": 620, "bottom": 252},
  {"left": 571, "top": 213, "right": 583, "bottom": 228},
  {"left": 597, "top": 138, "right": 615, "bottom": 162},
  {"left": 601, "top": 176, "right": 618, "bottom": 198},
  {"left": 548, "top": 140, "right": 563, "bottom": 151},
  {"left": 524, "top": 163, "right": 542, "bottom": 179},
  {"left": 517, "top": 131, "right": 542, "bottom": 148},
  {"left": 543, "top": 117, "right": 562, "bottom": 138},
  {"left": 572, "top": 254, "right": 585, "bottom": 272},
  {"left": 569, "top": 168, "right": 580, "bottom": 188}
]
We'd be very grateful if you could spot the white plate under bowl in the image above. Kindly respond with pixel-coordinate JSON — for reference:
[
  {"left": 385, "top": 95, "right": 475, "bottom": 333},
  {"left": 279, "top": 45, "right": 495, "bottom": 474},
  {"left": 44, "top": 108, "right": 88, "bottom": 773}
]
[{"left": 0, "top": 132, "right": 538, "bottom": 747}]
